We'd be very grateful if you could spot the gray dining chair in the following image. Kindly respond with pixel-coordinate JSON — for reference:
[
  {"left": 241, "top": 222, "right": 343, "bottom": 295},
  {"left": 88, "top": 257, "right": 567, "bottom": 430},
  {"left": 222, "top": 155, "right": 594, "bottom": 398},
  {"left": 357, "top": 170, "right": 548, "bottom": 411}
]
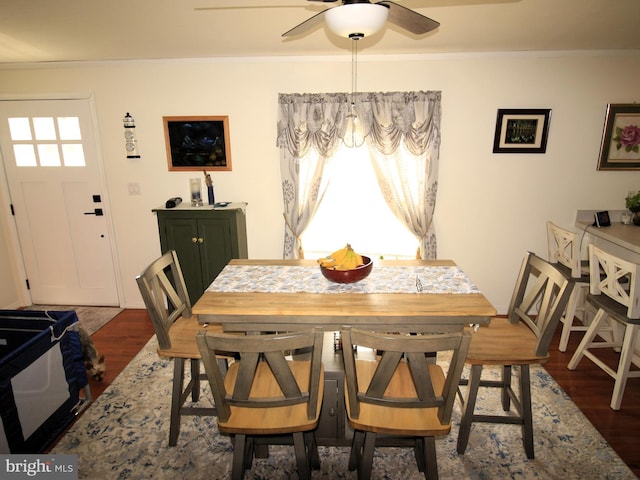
[
  {"left": 341, "top": 327, "right": 471, "bottom": 480},
  {"left": 457, "top": 251, "right": 574, "bottom": 459},
  {"left": 136, "top": 250, "right": 226, "bottom": 446},
  {"left": 196, "top": 328, "right": 324, "bottom": 480}
]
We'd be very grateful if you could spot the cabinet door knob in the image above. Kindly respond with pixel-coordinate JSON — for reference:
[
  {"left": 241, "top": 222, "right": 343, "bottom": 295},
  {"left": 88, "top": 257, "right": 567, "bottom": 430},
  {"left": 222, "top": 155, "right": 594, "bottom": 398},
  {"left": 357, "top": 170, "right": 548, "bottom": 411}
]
[
  {"left": 192, "top": 237, "right": 198, "bottom": 243},
  {"left": 198, "top": 237, "right": 204, "bottom": 243}
]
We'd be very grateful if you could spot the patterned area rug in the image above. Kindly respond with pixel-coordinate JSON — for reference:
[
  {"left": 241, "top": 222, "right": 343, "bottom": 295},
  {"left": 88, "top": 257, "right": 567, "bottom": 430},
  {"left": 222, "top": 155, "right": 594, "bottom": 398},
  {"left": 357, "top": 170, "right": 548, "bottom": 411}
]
[
  {"left": 52, "top": 336, "right": 635, "bottom": 480},
  {"left": 28, "top": 305, "right": 123, "bottom": 335}
]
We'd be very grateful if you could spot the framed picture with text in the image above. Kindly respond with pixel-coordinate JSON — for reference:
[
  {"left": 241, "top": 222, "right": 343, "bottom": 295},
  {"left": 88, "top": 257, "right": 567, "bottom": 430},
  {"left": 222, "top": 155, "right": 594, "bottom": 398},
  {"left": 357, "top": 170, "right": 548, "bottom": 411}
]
[
  {"left": 596, "top": 104, "right": 640, "bottom": 171},
  {"left": 163, "top": 116, "right": 232, "bottom": 171},
  {"left": 492, "top": 109, "right": 551, "bottom": 154}
]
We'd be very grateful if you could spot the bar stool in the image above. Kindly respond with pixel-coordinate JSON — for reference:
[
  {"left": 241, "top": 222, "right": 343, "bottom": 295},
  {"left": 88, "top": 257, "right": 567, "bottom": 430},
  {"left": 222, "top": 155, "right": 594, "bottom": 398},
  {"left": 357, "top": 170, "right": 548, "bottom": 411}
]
[
  {"left": 567, "top": 244, "right": 640, "bottom": 410},
  {"left": 457, "top": 251, "right": 574, "bottom": 459},
  {"left": 546, "top": 221, "right": 592, "bottom": 352}
]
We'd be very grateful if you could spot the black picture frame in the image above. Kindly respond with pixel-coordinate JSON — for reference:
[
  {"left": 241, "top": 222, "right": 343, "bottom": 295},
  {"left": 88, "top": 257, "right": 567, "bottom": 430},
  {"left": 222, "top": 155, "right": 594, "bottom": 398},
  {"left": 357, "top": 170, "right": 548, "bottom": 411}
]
[
  {"left": 492, "top": 109, "right": 551, "bottom": 154},
  {"left": 596, "top": 104, "right": 640, "bottom": 171},
  {"left": 163, "top": 116, "right": 232, "bottom": 171}
]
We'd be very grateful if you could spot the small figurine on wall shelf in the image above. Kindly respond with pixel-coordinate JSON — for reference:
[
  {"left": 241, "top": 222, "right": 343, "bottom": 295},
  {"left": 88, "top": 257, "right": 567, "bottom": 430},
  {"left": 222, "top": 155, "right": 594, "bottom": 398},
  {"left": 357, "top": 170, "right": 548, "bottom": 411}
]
[{"left": 204, "top": 170, "right": 215, "bottom": 205}]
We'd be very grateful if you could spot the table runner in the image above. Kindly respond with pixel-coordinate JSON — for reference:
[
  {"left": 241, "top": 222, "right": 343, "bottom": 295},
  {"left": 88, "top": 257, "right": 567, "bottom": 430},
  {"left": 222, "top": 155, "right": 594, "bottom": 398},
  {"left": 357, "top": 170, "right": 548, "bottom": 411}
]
[{"left": 206, "top": 265, "right": 480, "bottom": 294}]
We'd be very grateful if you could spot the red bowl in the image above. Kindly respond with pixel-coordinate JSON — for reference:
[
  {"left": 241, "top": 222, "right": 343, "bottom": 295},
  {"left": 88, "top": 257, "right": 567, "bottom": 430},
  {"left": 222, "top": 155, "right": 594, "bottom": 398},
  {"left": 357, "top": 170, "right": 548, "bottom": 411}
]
[{"left": 320, "top": 256, "right": 373, "bottom": 284}]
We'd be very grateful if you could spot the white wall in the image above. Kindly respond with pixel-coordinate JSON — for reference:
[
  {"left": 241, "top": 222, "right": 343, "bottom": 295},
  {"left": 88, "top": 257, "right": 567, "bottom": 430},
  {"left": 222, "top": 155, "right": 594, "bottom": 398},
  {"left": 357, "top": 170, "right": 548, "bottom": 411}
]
[{"left": 0, "top": 50, "right": 639, "bottom": 312}]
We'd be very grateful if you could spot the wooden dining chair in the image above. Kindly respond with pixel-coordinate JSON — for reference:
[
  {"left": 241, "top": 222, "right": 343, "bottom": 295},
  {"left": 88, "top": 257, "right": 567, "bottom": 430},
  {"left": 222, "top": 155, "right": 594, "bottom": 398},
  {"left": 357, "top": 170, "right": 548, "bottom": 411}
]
[
  {"left": 196, "top": 329, "right": 324, "bottom": 480},
  {"left": 341, "top": 327, "right": 471, "bottom": 480},
  {"left": 547, "top": 221, "right": 593, "bottom": 352},
  {"left": 457, "top": 251, "right": 574, "bottom": 459},
  {"left": 136, "top": 250, "right": 224, "bottom": 446},
  {"left": 568, "top": 244, "right": 640, "bottom": 410}
]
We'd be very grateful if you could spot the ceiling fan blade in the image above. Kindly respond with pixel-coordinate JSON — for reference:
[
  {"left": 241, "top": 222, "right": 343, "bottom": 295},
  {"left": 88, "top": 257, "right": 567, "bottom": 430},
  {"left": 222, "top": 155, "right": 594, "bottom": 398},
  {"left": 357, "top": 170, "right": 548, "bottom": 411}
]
[
  {"left": 379, "top": 1, "right": 440, "bottom": 35},
  {"left": 282, "top": 9, "right": 328, "bottom": 37}
]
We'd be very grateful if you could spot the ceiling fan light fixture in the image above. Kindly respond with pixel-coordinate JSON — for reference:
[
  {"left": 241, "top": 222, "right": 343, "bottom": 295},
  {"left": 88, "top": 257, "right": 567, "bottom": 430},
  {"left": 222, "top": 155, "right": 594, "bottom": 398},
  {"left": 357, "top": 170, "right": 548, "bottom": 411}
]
[{"left": 325, "top": 3, "right": 390, "bottom": 38}]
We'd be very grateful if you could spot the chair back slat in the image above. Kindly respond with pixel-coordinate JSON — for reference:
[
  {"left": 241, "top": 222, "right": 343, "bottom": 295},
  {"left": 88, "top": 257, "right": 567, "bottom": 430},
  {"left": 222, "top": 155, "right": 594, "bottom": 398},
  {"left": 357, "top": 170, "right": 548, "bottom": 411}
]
[
  {"left": 589, "top": 244, "right": 640, "bottom": 319},
  {"left": 406, "top": 352, "right": 438, "bottom": 401},
  {"left": 508, "top": 251, "right": 574, "bottom": 357},
  {"left": 136, "top": 250, "right": 192, "bottom": 349},
  {"left": 197, "top": 329, "right": 324, "bottom": 422},
  {"left": 233, "top": 352, "right": 261, "bottom": 400},
  {"left": 342, "top": 328, "right": 471, "bottom": 424},
  {"left": 263, "top": 350, "right": 304, "bottom": 397},
  {"left": 365, "top": 351, "right": 403, "bottom": 399},
  {"left": 547, "top": 221, "right": 583, "bottom": 278}
]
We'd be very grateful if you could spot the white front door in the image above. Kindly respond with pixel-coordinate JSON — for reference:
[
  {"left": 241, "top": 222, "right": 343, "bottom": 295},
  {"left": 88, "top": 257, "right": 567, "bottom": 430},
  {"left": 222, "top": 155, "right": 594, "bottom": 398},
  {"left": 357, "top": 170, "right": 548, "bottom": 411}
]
[{"left": 0, "top": 98, "right": 119, "bottom": 306}]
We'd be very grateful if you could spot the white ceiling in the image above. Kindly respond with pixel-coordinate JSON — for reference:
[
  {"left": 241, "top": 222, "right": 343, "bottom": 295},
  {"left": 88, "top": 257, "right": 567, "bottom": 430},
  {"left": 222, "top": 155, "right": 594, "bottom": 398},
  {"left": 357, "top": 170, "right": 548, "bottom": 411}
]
[{"left": 1, "top": 0, "right": 639, "bottom": 64}]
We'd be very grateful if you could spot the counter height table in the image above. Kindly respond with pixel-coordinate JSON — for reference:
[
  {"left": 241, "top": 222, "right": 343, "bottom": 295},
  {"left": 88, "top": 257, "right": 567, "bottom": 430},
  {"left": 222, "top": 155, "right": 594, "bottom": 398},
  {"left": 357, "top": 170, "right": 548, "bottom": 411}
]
[
  {"left": 575, "top": 221, "right": 640, "bottom": 257},
  {"left": 193, "top": 258, "right": 496, "bottom": 333},
  {"left": 192, "top": 258, "right": 496, "bottom": 445}
]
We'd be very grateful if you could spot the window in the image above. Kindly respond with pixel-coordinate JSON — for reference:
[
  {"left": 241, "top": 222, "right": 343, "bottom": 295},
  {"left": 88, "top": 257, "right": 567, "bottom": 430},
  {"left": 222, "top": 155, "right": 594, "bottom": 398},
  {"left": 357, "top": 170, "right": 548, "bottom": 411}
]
[
  {"left": 8, "top": 116, "right": 86, "bottom": 167},
  {"left": 300, "top": 143, "right": 417, "bottom": 261}
]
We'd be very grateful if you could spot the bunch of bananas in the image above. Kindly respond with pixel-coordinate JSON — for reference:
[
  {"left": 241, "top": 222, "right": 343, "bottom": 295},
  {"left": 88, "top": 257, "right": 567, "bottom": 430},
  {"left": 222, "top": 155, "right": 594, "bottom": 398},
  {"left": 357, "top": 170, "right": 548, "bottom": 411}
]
[{"left": 317, "top": 244, "right": 364, "bottom": 271}]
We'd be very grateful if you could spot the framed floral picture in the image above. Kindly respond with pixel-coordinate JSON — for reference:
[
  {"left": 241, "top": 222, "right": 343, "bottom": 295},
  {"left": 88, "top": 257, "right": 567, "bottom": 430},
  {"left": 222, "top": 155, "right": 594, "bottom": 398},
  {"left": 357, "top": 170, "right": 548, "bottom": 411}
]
[
  {"left": 492, "top": 109, "right": 551, "bottom": 153},
  {"left": 163, "top": 116, "right": 232, "bottom": 171},
  {"left": 597, "top": 104, "right": 640, "bottom": 170}
]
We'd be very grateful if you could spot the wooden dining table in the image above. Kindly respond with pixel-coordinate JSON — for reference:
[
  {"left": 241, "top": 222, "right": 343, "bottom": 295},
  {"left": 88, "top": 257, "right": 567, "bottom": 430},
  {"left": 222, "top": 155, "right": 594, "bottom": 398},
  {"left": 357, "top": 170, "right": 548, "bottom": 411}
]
[
  {"left": 192, "top": 258, "right": 496, "bottom": 445},
  {"left": 192, "top": 258, "right": 496, "bottom": 332}
]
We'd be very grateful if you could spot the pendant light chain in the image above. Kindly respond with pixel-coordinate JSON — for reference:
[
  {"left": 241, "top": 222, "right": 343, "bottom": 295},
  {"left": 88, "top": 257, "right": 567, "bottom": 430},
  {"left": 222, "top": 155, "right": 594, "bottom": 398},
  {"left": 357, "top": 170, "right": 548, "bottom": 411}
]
[
  {"left": 345, "top": 34, "right": 365, "bottom": 148},
  {"left": 351, "top": 37, "right": 358, "bottom": 107}
]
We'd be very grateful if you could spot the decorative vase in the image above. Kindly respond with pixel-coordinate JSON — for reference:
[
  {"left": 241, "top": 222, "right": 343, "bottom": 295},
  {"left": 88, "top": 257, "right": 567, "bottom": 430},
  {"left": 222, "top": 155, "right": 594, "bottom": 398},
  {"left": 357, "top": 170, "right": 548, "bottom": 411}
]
[
  {"left": 633, "top": 211, "right": 640, "bottom": 226},
  {"left": 189, "top": 178, "right": 203, "bottom": 207}
]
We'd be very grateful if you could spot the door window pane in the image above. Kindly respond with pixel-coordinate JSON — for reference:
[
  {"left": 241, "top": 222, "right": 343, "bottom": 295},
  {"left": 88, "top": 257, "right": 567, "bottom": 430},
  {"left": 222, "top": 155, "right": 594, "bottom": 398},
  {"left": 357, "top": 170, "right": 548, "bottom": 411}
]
[
  {"left": 8, "top": 118, "right": 32, "bottom": 141},
  {"left": 62, "top": 144, "right": 86, "bottom": 166},
  {"left": 37, "top": 144, "right": 61, "bottom": 166},
  {"left": 13, "top": 144, "right": 37, "bottom": 166},
  {"left": 33, "top": 117, "right": 57, "bottom": 140},
  {"left": 57, "top": 117, "right": 82, "bottom": 140}
]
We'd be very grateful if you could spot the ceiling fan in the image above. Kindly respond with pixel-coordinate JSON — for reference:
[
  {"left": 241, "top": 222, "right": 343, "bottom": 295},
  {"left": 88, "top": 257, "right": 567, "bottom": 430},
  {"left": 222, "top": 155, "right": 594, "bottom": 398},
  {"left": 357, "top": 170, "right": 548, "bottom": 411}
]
[
  {"left": 195, "top": 1, "right": 440, "bottom": 40},
  {"left": 282, "top": 0, "right": 440, "bottom": 39}
]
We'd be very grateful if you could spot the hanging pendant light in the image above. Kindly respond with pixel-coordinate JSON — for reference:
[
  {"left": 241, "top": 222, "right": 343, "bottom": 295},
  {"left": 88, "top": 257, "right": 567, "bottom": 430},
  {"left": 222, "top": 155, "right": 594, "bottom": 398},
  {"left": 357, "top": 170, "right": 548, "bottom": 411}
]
[{"left": 344, "top": 35, "right": 366, "bottom": 148}]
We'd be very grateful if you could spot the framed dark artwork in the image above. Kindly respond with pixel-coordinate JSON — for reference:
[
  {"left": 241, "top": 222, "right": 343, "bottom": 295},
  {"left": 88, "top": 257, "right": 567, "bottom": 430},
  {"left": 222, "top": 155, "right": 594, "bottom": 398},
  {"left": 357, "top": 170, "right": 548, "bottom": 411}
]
[
  {"left": 596, "top": 104, "right": 640, "bottom": 171},
  {"left": 492, "top": 109, "right": 551, "bottom": 154},
  {"left": 163, "top": 116, "right": 232, "bottom": 171}
]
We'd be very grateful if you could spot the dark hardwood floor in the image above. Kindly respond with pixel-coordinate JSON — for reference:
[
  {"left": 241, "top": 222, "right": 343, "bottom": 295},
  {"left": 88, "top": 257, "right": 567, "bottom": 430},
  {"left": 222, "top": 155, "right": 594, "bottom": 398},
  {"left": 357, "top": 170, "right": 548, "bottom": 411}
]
[
  {"left": 51, "top": 309, "right": 640, "bottom": 477},
  {"left": 84, "top": 309, "right": 156, "bottom": 399},
  {"left": 544, "top": 326, "right": 640, "bottom": 477}
]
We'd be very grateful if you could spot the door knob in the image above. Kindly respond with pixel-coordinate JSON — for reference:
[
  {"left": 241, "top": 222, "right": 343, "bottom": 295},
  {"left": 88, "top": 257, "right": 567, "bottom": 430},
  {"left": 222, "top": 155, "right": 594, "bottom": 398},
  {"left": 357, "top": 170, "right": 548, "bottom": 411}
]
[{"left": 84, "top": 208, "right": 104, "bottom": 216}]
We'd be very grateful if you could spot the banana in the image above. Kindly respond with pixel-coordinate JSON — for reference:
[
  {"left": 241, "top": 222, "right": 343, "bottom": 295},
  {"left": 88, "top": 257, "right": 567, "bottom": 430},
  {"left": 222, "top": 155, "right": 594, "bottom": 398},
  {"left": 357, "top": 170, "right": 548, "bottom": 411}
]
[
  {"left": 329, "top": 245, "right": 350, "bottom": 264},
  {"left": 318, "top": 257, "right": 336, "bottom": 267},
  {"left": 319, "top": 244, "right": 365, "bottom": 271}
]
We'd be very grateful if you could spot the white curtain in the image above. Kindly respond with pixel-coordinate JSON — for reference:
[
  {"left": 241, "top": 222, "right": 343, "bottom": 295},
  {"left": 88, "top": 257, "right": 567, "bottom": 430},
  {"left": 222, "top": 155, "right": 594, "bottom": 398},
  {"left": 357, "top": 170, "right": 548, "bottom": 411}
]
[
  {"left": 365, "top": 91, "right": 441, "bottom": 259},
  {"left": 277, "top": 91, "right": 441, "bottom": 259}
]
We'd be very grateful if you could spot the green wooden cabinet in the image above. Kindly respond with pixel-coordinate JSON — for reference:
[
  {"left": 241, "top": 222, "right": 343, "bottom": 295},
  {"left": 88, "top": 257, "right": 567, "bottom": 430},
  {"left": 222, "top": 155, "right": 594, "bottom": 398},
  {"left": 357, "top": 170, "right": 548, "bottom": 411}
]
[{"left": 154, "top": 203, "right": 248, "bottom": 304}]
